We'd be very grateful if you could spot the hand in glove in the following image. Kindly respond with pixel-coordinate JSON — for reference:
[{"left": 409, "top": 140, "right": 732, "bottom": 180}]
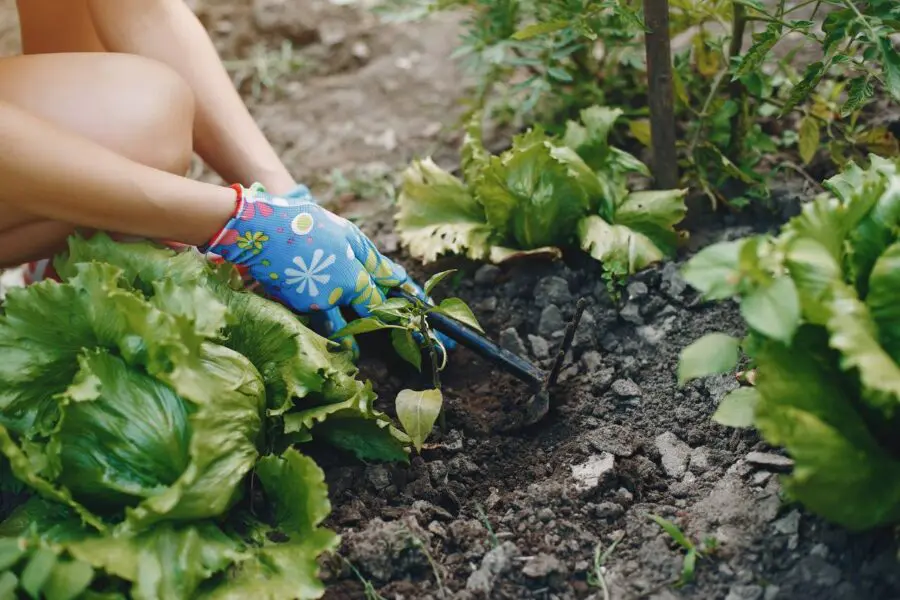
[{"left": 204, "top": 183, "right": 455, "bottom": 356}]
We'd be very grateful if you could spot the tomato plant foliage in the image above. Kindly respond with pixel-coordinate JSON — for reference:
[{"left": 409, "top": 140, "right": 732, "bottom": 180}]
[{"left": 679, "top": 155, "right": 900, "bottom": 531}]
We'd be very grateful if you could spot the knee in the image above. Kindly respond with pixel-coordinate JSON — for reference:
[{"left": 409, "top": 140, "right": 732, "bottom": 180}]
[{"left": 121, "top": 56, "right": 195, "bottom": 175}]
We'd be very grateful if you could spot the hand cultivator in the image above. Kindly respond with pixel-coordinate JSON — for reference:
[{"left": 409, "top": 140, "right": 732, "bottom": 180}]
[{"left": 389, "top": 289, "right": 589, "bottom": 425}]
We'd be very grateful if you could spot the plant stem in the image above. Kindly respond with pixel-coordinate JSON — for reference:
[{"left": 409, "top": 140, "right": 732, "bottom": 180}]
[
  {"left": 727, "top": 2, "right": 749, "bottom": 161},
  {"left": 642, "top": 0, "right": 679, "bottom": 189},
  {"left": 420, "top": 312, "right": 445, "bottom": 431}
]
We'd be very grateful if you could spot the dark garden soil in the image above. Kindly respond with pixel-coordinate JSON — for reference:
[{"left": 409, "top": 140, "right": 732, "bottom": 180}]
[{"left": 0, "top": 1, "right": 898, "bottom": 598}]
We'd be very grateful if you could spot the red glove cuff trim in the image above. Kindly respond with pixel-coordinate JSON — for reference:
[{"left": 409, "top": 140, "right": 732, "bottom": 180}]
[{"left": 204, "top": 184, "right": 244, "bottom": 251}]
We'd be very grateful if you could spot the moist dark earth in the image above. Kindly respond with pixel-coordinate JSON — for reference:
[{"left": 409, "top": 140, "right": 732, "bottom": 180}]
[{"left": 1, "top": 1, "right": 899, "bottom": 599}]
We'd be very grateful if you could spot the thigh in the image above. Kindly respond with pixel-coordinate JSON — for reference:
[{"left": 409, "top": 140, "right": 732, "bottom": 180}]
[
  {"left": 0, "top": 52, "right": 195, "bottom": 233},
  {"left": 16, "top": 0, "right": 106, "bottom": 55}
]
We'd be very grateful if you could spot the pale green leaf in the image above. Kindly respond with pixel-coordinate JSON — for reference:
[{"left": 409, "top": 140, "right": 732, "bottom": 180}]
[
  {"left": 677, "top": 333, "right": 741, "bottom": 385},
  {"left": 712, "top": 387, "right": 760, "bottom": 428},
  {"left": 20, "top": 548, "right": 57, "bottom": 598},
  {"left": 391, "top": 329, "right": 422, "bottom": 371},
  {"left": 866, "top": 242, "right": 900, "bottom": 362},
  {"left": 396, "top": 158, "right": 492, "bottom": 263},
  {"left": 740, "top": 276, "right": 801, "bottom": 344},
  {"left": 395, "top": 389, "right": 443, "bottom": 451},
  {"left": 612, "top": 189, "right": 688, "bottom": 257},
  {"left": 332, "top": 317, "right": 389, "bottom": 339},
  {"left": 798, "top": 115, "right": 820, "bottom": 165},
  {"left": 784, "top": 237, "right": 841, "bottom": 325},
  {"left": 434, "top": 298, "right": 484, "bottom": 333},
  {"left": 423, "top": 270, "right": 457, "bottom": 295},
  {"left": 681, "top": 239, "right": 746, "bottom": 300},
  {"left": 42, "top": 559, "right": 95, "bottom": 600},
  {"left": 578, "top": 216, "right": 666, "bottom": 273},
  {"left": 512, "top": 19, "right": 570, "bottom": 40}
]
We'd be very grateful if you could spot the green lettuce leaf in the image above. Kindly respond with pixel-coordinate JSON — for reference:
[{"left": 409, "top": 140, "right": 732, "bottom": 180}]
[
  {"left": 563, "top": 105, "right": 649, "bottom": 178},
  {"left": 203, "top": 449, "right": 339, "bottom": 599},
  {"left": 476, "top": 128, "right": 591, "bottom": 249},
  {"left": 611, "top": 189, "right": 688, "bottom": 256},
  {"left": 577, "top": 215, "right": 665, "bottom": 273},
  {"left": 396, "top": 158, "right": 492, "bottom": 263},
  {"left": 866, "top": 241, "right": 900, "bottom": 362},
  {"left": 753, "top": 328, "right": 900, "bottom": 531}
]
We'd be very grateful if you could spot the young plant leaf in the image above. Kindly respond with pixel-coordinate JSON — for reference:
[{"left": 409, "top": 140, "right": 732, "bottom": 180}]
[
  {"left": 798, "top": 115, "right": 820, "bottom": 165},
  {"left": 424, "top": 270, "right": 457, "bottom": 295},
  {"left": 648, "top": 514, "right": 693, "bottom": 550},
  {"left": 434, "top": 298, "right": 484, "bottom": 333},
  {"left": 391, "top": 329, "right": 423, "bottom": 371},
  {"left": 332, "top": 317, "right": 389, "bottom": 339},
  {"left": 712, "top": 387, "right": 760, "bottom": 428},
  {"left": 511, "top": 19, "right": 570, "bottom": 40},
  {"left": 395, "top": 389, "right": 443, "bottom": 452},
  {"left": 740, "top": 276, "right": 801, "bottom": 344},
  {"left": 677, "top": 333, "right": 741, "bottom": 385},
  {"left": 680, "top": 239, "right": 746, "bottom": 300}
]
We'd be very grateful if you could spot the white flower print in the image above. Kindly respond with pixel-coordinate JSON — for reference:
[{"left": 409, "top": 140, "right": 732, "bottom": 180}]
[{"left": 284, "top": 249, "right": 336, "bottom": 297}]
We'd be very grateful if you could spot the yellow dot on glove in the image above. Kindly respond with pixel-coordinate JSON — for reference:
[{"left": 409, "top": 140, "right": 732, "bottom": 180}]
[
  {"left": 355, "top": 270, "right": 370, "bottom": 292},
  {"left": 328, "top": 287, "right": 343, "bottom": 305},
  {"left": 365, "top": 249, "right": 378, "bottom": 272},
  {"left": 291, "top": 213, "right": 315, "bottom": 235},
  {"left": 375, "top": 260, "right": 393, "bottom": 278}
]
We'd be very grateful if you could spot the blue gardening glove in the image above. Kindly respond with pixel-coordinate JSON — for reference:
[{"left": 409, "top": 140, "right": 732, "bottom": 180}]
[{"left": 205, "top": 183, "right": 455, "bottom": 358}]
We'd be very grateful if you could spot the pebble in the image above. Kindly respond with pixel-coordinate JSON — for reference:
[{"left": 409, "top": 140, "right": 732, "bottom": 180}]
[
  {"left": 535, "top": 276, "right": 573, "bottom": 308},
  {"left": 661, "top": 262, "right": 688, "bottom": 298},
  {"left": 620, "top": 302, "right": 644, "bottom": 325},
  {"left": 465, "top": 541, "right": 520, "bottom": 594},
  {"left": 538, "top": 305, "right": 565, "bottom": 338},
  {"left": 627, "top": 281, "right": 649, "bottom": 300},
  {"left": 581, "top": 350, "right": 603, "bottom": 372},
  {"left": 571, "top": 453, "right": 615, "bottom": 491},
  {"left": 522, "top": 553, "right": 566, "bottom": 579},
  {"left": 746, "top": 451, "right": 794, "bottom": 471},
  {"left": 574, "top": 310, "right": 596, "bottom": 348},
  {"left": 499, "top": 327, "right": 527, "bottom": 356},
  {"left": 476, "top": 297, "right": 498, "bottom": 312},
  {"left": 611, "top": 378, "right": 642, "bottom": 398},
  {"left": 365, "top": 465, "right": 392, "bottom": 490},
  {"left": 726, "top": 584, "right": 764, "bottom": 600},
  {"left": 537, "top": 508, "right": 555, "bottom": 522},
  {"left": 528, "top": 334, "right": 550, "bottom": 359},
  {"left": 772, "top": 510, "right": 801, "bottom": 536},
  {"left": 474, "top": 264, "right": 501, "bottom": 285},
  {"left": 654, "top": 431, "right": 691, "bottom": 478},
  {"left": 689, "top": 446, "right": 711, "bottom": 473}
]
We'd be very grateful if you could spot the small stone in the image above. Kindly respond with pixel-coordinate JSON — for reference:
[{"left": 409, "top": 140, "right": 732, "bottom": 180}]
[
  {"left": 581, "top": 350, "right": 603, "bottom": 372},
  {"left": 477, "top": 297, "right": 498, "bottom": 312},
  {"left": 726, "top": 584, "right": 764, "bottom": 600},
  {"left": 365, "top": 465, "right": 391, "bottom": 490},
  {"left": 654, "top": 432, "right": 691, "bottom": 478},
  {"left": 528, "top": 335, "right": 550, "bottom": 359},
  {"left": 537, "top": 508, "right": 555, "bottom": 522},
  {"left": 689, "top": 447, "right": 711, "bottom": 473},
  {"left": 751, "top": 471, "right": 772, "bottom": 486},
  {"left": 499, "top": 327, "right": 527, "bottom": 356},
  {"left": 535, "top": 276, "right": 573, "bottom": 308},
  {"left": 772, "top": 510, "right": 801, "bottom": 536},
  {"left": 661, "top": 262, "right": 688, "bottom": 299},
  {"left": 591, "top": 367, "right": 616, "bottom": 394},
  {"left": 705, "top": 373, "right": 739, "bottom": 401},
  {"left": 466, "top": 541, "right": 520, "bottom": 594},
  {"left": 746, "top": 451, "right": 794, "bottom": 471},
  {"left": 586, "top": 424, "right": 638, "bottom": 457},
  {"left": 427, "top": 460, "right": 448, "bottom": 485},
  {"left": 763, "top": 586, "right": 780, "bottom": 600},
  {"left": 571, "top": 453, "right": 615, "bottom": 491},
  {"left": 448, "top": 456, "right": 479, "bottom": 476},
  {"left": 620, "top": 302, "right": 644, "bottom": 325},
  {"left": 574, "top": 310, "right": 596, "bottom": 348},
  {"left": 626, "top": 281, "right": 649, "bottom": 300},
  {"left": 351, "top": 41, "right": 371, "bottom": 60},
  {"left": 538, "top": 305, "right": 566, "bottom": 338},
  {"left": 522, "top": 553, "right": 566, "bottom": 579},
  {"left": 474, "top": 265, "right": 501, "bottom": 285},
  {"left": 611, "top": 378, "right": 642, "bottom": 398},
  {"left": 593, "top": 502, "right": 624, "bottom": 519}
]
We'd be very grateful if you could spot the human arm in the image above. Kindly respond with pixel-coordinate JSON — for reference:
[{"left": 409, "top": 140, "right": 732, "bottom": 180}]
[
  {"left": 85, "top": 0, "right": 298, "bottom": 195},
  {"left": 0, "top": 99, "right": 235, "bottom": 248}
]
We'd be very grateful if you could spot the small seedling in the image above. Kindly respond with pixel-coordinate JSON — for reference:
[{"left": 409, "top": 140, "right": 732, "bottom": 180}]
[
  {"left": 340, "top": 555, "right": 388, "bottom": 600},
  {"left": 586, "top": 533, "right": 625, "bottom": 600},
  {"left": 649, "top": 514, "right": 718, "bottom": 587},
  {"left": 332, "top": 269, "right": 483, "bottom": 450}
]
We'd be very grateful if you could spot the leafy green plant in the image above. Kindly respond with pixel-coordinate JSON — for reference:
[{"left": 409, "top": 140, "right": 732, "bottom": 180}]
[
  {"left": 0, "top": 233, "right": 411, "bottom": 598},
  {"left": 678, "top": 155, "right": 900, "bottom": 531},
  {"left": 649, "top": 514, "right": 718, "bottom": 587},
  {"left": 395, "top": 106, "right": 687, "bottom": 275},
  {"left": 333, "top": 269, "right": 483, "bottom": 450}
]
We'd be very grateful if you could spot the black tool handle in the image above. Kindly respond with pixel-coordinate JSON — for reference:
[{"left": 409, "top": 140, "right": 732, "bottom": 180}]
[{"left": 387, "top": 289, "right": 544, "bottom": 388}]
